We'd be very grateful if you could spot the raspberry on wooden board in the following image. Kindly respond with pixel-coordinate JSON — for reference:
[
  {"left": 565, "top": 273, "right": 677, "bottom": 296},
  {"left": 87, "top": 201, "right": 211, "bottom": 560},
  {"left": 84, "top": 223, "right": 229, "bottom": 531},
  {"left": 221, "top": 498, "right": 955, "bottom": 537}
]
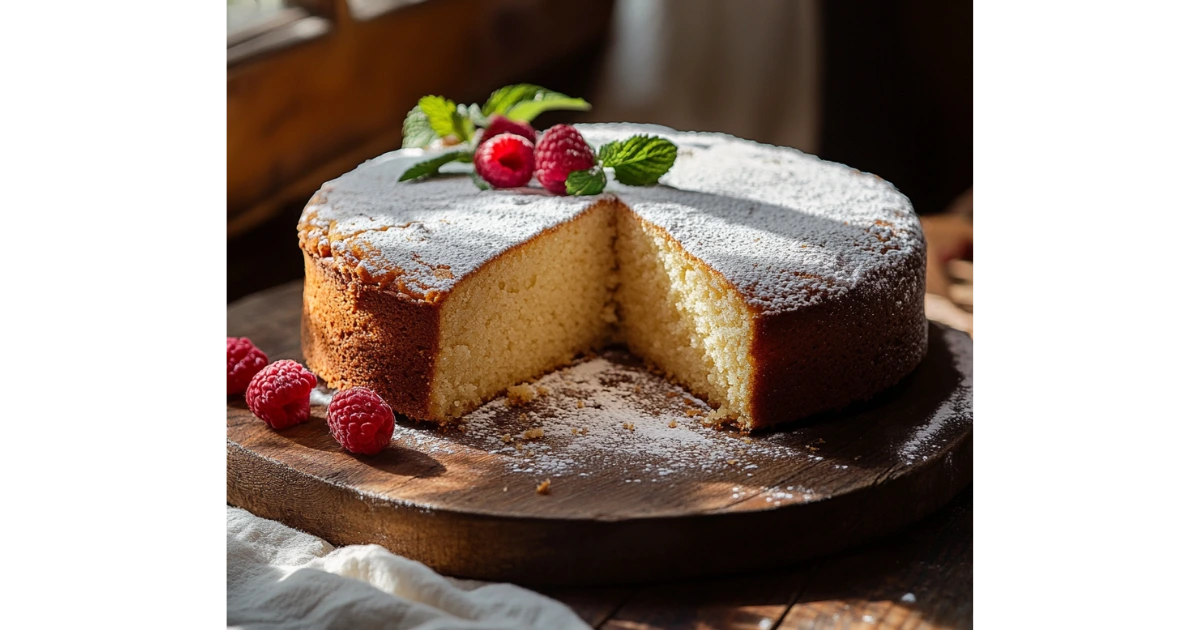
[
  {"left": 245, "top": 360, "right": 317, "bottom": 429},
  {"left": 227, "top": 337, "right": 268, "bottom": 395},
  {"left": 326, "top": 387, "right": 396, "bottom": 455}
]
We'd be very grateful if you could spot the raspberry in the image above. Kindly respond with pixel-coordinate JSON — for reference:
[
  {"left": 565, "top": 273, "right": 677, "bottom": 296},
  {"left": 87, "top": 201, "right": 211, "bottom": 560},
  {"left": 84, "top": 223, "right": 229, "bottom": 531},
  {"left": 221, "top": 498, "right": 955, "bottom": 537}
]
[
  {"left": 474, "top": 133, "right": 535, "bottom": 188},
  {"left": 534, "top": 124, "right": 595, "bottom": 195},
  {"left": 227, "top": 337, "right": 268, "bottom": 395},
  {"left": 326, "top": 387, "right": 395, "bottom": 455},
  {"left": 479, "top": 115, "right": 537, "bottom": 145},
  {"left": 245, "top": 360, "right": 317, "bottom": 429}
]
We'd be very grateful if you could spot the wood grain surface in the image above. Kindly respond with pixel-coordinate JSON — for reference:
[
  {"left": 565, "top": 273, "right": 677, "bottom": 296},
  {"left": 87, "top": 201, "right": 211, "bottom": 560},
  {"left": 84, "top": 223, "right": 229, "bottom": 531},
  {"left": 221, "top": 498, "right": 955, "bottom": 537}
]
[{"left": 228, "top": 281, "right": 973, "bottom": 586}]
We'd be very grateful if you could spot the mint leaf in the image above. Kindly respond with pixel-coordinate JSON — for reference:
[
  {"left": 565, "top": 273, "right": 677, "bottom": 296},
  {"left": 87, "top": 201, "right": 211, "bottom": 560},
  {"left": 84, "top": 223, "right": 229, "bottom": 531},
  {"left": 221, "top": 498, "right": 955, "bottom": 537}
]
[
  {"left": 419, "top": 95, "right": 460, "bottom": 139},
  {"left": 566, "top": 167, "right": 607, "bottom": 196},
  {"left": 398, "top": 151, "right": 472, "bottom": 182},
  {"left": 482, "top": 84, "right": 543, "bottom": 116},
  {"left": 453, "top": 103, "right": 477, "bottom": 145},
  {"left": 466, "top": 103, "right": 489, "bottom": 128},
  {"left": 402, "top": 106, "right": 438, "bottom": 148},
  {"left": 471, "top": 171, "right": 491, "bottom": 190},
  {"left": 506, "top": 90, "right": 591, "bottom": 122},
  {"left": 597, "top": 135, "right": 677, "bottom": 186}
]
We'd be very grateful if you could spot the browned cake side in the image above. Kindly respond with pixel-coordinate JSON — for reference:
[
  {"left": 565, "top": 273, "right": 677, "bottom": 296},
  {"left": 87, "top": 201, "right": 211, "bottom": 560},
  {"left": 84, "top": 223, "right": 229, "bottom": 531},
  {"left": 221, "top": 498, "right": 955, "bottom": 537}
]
[{"left": 301, "top": 254, "right": 440, "bottom": 418}]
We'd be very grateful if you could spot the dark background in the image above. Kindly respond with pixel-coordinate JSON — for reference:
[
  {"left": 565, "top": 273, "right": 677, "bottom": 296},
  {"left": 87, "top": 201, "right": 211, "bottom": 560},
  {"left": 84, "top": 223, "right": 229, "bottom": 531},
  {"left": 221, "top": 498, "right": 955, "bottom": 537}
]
[{"left": 228, "top": 0, "right": 971, "bottom": 302}]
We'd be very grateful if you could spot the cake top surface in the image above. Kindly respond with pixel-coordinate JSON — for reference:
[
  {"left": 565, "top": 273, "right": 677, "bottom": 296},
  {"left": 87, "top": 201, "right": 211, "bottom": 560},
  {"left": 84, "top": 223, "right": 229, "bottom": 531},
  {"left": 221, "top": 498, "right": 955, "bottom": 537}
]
[{"left": 298, "top": 123, "right": 924, "bottom": 314}]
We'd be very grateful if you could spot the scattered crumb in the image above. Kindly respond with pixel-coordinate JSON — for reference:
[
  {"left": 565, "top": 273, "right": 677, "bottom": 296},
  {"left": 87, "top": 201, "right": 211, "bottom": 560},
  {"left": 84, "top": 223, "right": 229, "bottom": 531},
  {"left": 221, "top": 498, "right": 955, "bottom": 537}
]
[
  {"left": 741, "top": 437, "right": 753, "bottom": 444},
  {"left": 580, "top": 427, "right": 589, "bottom": 436},
  {"left": 685, "top": 409, "right": 702, "bottom": 417},
  {"left": 500, "top": 433, "right": 512, "bottom": 443},
  {"left": 575, "top": 399, "right": 584, "bottom": 409},
  {"left": 519, "top": 412, "right": 528, "bottom": 421},
  {"left": 622, "top": 422, "right": 635, "bottom": 431},
  {"left": 515, "top": 442, "right": 524, "bottom": 451},
  {"left": 634, "top": 385, "right": 642, "bottom": 394},
  {"left": 668, "top": 419, "right": 677, "bottom": 428},
  {"left": 682, "top": 397, "right": 696, "bottom": 406},
  {"left": 523, "top": 427, "right": 545, "bottom": 440},
  {"left": 727, "top": 459, "right": 739, "bottom": 466},
  {"left": 570, "top": 428, "right": 579, "bottom": 436},
  {"left": 536, "top": 385, "right": 549, "bottom": 395},
  {"left": 536, "top": 479, "right": 551, "bottom": 495},
  {"left": 666, "top": 391, "right": 678, "bottom": 398},
  {"left": 506, "top": 383, "right": 537, "bottom": 405},
  {"left": 502, "top": 486, "right": 508, "bottom": 492}
]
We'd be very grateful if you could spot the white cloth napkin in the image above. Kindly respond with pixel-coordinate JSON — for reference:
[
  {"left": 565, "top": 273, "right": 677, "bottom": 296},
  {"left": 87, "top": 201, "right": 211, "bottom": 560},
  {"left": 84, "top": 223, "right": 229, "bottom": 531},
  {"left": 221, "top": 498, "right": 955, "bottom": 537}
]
[{"left": 227, "top": 507, "right": 589, "bottom": 629}]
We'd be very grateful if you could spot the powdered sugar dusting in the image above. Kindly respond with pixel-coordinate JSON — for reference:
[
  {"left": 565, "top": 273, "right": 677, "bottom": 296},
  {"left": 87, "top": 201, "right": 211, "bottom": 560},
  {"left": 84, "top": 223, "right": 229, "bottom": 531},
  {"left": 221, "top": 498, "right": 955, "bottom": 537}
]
[{"left": 301, "top": 124, "right": 924, "bottom": 312}]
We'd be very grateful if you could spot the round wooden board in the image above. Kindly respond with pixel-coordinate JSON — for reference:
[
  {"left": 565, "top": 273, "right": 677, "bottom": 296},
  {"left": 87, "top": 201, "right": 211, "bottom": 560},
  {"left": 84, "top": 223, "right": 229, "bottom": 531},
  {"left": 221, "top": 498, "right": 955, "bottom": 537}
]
[{"left": 228, "top": 281, "right": 973, "bottom": 586}]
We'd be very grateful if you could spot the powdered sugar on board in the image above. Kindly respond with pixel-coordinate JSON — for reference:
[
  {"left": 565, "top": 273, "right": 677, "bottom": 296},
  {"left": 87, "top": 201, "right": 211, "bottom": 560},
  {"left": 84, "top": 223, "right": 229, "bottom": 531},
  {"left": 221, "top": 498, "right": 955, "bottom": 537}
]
[{"left": 298, "top": 325, "right": 971, "bottom": 515}]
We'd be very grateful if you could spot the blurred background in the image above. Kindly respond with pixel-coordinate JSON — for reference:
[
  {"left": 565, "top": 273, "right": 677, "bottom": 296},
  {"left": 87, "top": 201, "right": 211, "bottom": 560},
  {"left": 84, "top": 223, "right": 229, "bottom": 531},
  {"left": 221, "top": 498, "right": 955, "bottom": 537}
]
[{"left": 228, "top": 0, "right": 972, "bottom": 328}]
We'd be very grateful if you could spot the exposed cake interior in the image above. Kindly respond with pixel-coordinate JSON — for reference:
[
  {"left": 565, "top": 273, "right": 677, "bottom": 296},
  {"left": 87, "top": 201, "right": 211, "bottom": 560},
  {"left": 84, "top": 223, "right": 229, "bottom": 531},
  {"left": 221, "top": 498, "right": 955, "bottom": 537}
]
[
  {"left": 613, "top": 209, "right": 754, "bottom": 422},
  {"left": 431, "top": 202, "right": 619, "bottom": 419},
  {"left": 429, "top": 200, "right": 755, "bottom": 424}
]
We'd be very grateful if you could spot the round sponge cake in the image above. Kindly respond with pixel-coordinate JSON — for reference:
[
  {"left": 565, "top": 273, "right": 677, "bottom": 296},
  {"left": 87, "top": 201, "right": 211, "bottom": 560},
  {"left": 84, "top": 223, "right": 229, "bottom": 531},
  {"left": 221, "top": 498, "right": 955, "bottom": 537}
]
[{"left": 298, "top": 124, "right": 927, "bottom": 430}]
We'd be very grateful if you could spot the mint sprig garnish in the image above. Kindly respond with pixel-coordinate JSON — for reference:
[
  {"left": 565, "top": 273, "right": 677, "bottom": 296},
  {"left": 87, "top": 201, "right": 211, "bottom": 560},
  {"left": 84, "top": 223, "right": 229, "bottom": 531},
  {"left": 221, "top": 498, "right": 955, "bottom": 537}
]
[
  {"left": 565, "top": 135, "right": 678, "bottom": 195},
  {"left": 403, "top": 85, "right": 591, "bottom": 149},
  {"left": 566, "top": 167, "right": 607, "bottom": 196},
  {"left": 596, "top": 135, "right": 679, "bottom": 186},
  {"left": 482, "top": 84, "right": 591, "bottom": 122},
  {"left": 418, "top": 95, "right": 476, "bottom": 145},
  {"left": 398, "top": 151, "right": 473, "bottom": 182}
]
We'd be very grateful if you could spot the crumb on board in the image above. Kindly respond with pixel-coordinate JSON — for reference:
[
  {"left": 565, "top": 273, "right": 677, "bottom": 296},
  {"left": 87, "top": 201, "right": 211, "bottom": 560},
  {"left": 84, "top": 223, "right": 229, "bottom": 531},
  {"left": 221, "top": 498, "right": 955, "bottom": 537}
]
[
  {"left": 536, "top": 479, "right": 551, "bottom": 495},
  {"left": 502, "top": 486, "right": 508, "bottom": 492},
  {"left": 506, "top": 383, "right": 537, "bottom": 406},
  {"left": 580, "top": 427, "right": 589, "bottom": 436},
  {"left": 634, "top": 385, "right": 642, "bottom": 394},
  {"left": 727, "top": 459, "right": 739, "bottom": 466},
  {"left": 523, "top": 427, "right": 545, "bottom": 440},
  {"left": 570, "top": 428, "right": 579, "bottom": 436},
  {"left": 685, "top": 409, "right": 701, "bottom": 417},
  {"left": 683, "top": 397, "right": 696, "bottom": 406},
  {"left": 576, "top": 399, "right": 585, "bottom": 409},
  {"left": 500, "top": 434, "right": 512, "bottom": 443},
  {"left": 536, "top": 385, "right": 549, "bottom": 395},
  {"left": 668, "top": 419, "right": 677, "bottom": 428},
  {"left": 622, "top": 421, "right": 635, "bottom": 431},
  {"left": 741, "top": 437, "right": 753, "bottom": 444},
  {"left": 666, "top": 391, "right": 679, "bottom": 398}
]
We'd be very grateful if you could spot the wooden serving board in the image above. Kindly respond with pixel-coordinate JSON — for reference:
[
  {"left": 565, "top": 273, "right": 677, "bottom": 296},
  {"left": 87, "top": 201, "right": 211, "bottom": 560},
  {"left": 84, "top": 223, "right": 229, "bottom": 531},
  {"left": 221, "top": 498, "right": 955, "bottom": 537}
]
[{"left": 228, "top": 281, "right": 972, "bottom": 586}]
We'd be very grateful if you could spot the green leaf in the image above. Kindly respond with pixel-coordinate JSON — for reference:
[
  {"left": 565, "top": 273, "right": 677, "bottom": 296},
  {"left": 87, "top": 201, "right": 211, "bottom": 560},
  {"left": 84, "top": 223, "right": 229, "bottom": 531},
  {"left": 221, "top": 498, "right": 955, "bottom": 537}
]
[
  {"left": 402, "top": 106, "right": 438, "bottom": 148},
  {"left": 419, "top": 95, "right": 459, "bottom": 138},
  {"left": 466, "top": 103, "right": 489, "bottom": 128},
  {"left": 597, "top": 135, "right": 678, "bottom": 186},
  {"left": 398, "top": 151, "right": 473, "bottom": 182},
  {"left": 471, "top": 171, "right": 491, "bottom": 190},
  {"left": 506, "top": 92, "right": 591, "bottom": 122},
  {"left": 482, "top": 84, "right": 543, "bottom": 116},
  {"left": 565, "top": 167, "right": 607, "bottom": 196},
  {"left": 453, "top": 103, "right": 477, "bottom": 145}
]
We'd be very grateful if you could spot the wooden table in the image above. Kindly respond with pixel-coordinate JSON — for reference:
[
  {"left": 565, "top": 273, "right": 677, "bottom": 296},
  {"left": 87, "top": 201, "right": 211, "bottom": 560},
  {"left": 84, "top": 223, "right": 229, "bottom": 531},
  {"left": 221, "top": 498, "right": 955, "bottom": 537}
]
[
  {"left": 229, "top": 282, "right": 972, "bottom": 628},
  {"left": 539, "top": 487, "right": 971, "bottom": 629}
]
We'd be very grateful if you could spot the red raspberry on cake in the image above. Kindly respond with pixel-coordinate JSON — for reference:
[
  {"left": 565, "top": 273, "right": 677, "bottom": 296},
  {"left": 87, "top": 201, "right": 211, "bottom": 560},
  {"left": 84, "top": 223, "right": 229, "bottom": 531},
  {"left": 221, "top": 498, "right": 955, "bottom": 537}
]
[
  {"left": 326, "top": 387, "right": 395, "bottom": 455},
  {"left": 227, "top": 337, "right": 268, "bottom": 395},
  {"left": 245, "top": 360, "right": 318, "bottom": 429},
  {"left": 479, "top": 115, "right": 537, "bottom": 145},
  {"left": 475, "top": 133, "right": 536, "bottom": 189},
  {"left": 534, "top": 124, "right": 595, "bottom": 195}
]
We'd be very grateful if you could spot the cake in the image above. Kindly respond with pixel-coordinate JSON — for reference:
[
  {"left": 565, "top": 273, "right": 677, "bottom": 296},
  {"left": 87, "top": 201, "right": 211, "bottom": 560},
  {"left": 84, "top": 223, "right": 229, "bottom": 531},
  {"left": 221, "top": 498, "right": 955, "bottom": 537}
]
[{"left": 297, "top": 124, "right": 927, "bottom": 431}]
